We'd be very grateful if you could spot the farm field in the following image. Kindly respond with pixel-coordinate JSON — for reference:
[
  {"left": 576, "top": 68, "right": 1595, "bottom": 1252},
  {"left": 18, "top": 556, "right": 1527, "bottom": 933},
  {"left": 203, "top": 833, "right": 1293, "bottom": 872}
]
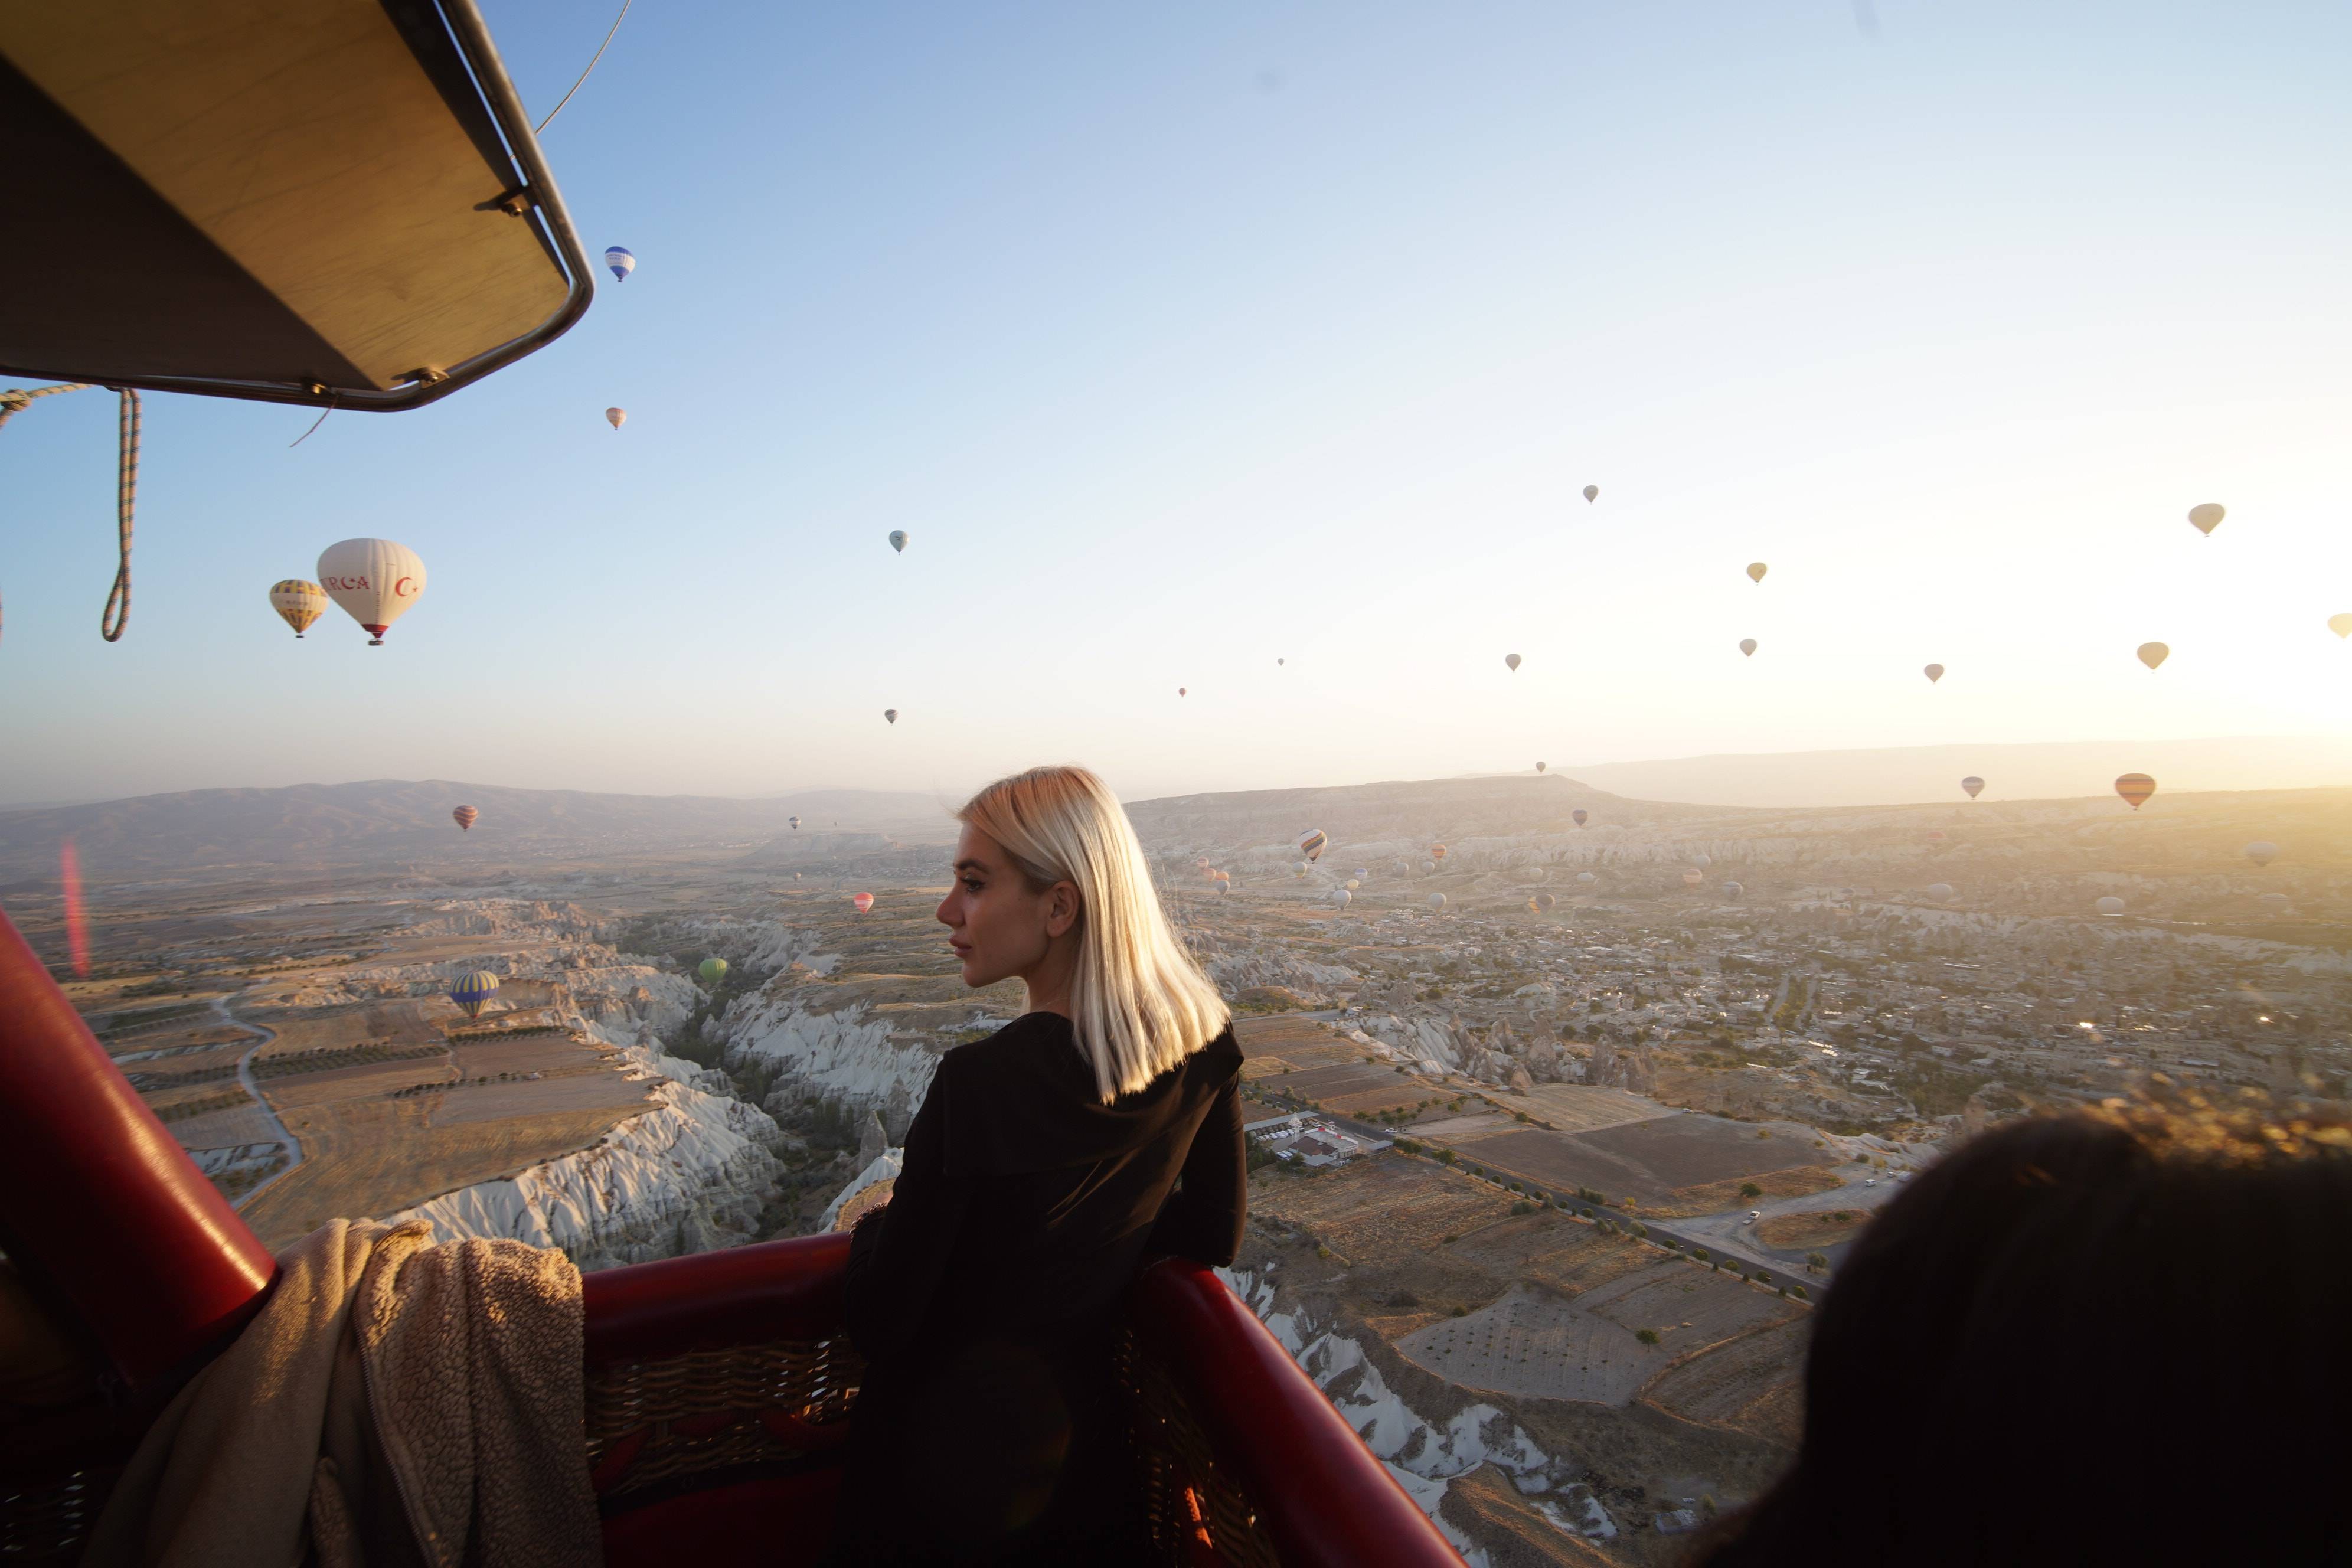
[
  {"left": 1250, "top": 1155, "right": 1518, "bottom": 1262},
  {"left": 1754, "top": 1208, "right": 1873, "bottom": 1250},
  {"left": 1397, "top": 1283, "right": 1659, "bottom": 1405}
]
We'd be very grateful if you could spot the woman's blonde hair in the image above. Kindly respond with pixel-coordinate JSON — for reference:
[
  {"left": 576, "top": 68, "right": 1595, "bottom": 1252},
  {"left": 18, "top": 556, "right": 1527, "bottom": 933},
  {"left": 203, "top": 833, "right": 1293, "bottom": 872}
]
[{"left": 958, "top": 765, "right": 1230, "bottom": 1102}]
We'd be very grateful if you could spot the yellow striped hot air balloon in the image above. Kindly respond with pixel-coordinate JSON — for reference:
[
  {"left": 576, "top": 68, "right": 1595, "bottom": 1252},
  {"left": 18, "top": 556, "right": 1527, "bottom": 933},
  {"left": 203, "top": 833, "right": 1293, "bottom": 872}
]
[{"left": 269, "top": 580, "right": 329, "bottom": 638}]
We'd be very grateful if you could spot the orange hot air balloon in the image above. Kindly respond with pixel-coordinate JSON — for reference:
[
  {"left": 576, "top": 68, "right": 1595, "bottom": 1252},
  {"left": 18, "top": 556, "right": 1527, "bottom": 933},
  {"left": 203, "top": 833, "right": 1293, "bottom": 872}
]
[
  {"left": 1430, "top": 844, "right": 1448, "bottom": 863},
  {"left": 2114, "top": 773, "right": 2157, "bottom": 811},
  {"left": 852, "top": 893, "right": 875, "bottom": 913},
  {"left": 452, "top": 805, "right": 479, "bottom": 832}
]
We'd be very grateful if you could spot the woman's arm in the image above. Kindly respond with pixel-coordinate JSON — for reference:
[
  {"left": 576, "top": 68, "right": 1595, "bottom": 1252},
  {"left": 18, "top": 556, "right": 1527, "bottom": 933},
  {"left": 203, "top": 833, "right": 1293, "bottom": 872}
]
[
  {"left": 1144, "top": 1072, "right": 1246, "bottom": 1266},
  {"left": 841, "top": 1070, "right": 970, "bottom": 1366}
]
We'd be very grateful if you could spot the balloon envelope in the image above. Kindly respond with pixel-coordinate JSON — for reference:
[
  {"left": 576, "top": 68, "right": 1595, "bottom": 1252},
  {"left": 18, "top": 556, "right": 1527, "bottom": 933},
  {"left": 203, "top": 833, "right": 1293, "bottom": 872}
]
[
  {"left": 883, "top": 709, "right": 898, "bottom": 724},
  {"left": 1427, "top": 893, "right": 1447, "bottom": 910},
  {"left": 452, "top": 805, "right": 478, "bottom": 832},
  {"left": 2329, "top": 613, "right": 2352, "bottom": 639},
  {"left": 1344, "top": 879, "right": 1359, "bottom": 891},
  {"left": 1504, "top": 653, "right": 1521, "bottom": 672},
  {"left": 2245, "top": 841, "right": 2279, "bottom": 867},
  {"left": 1534, "top": 893, "right": 1556, "bottom": 911},
  {"left": 1693, "top": 854, "right": 1711, "bottom": 868},
  {"left": 1430, "top": 844, "right": 1447, "bottom": 861},
  {"left": 604, "top": 245, "right": 635, "bottom": 281},
  {"left": 1739, "top": 638, "right": 1757, "bottom": 657},
  {"left": 1746, "top": 562, "right": 1767, "bottom": 584},
  {"left": 1582, "top": 485, "right": 1598, "bottom": 503},
  {"left": 2095, "top": 896, "right": 2126, "bottom": 917},
  {"left": 316, "top": 538, "right": 426, "bottom": 645},
  {"left": 789, "top": 816, "right": 800, "bottom": 829},
  {"left": 1924, "top": 664, "right": 1944, "bottom": 683},
  {"left": 2137, "top": 642, "right": 2169, "bottom": 670},
  {"left": 269, "top": 579, "right": 328, "bottom": 637},
  {"left": 2186, "top": 502, "right": 2223, "bottom": 535},
  {"left": 1576, "top": 871, "right": 1596, "bottom": 884},
  {"left": 1420, "top": 860, "right": 1436, "bottom": 874},
  {"left": 2115, "top": 773, "right": 2157, "bottom": 810},
  {"left": 1926, "top": 883, "right": 1954, "bottom": 903},
  {"left": 2256, "top": 891, "right": 2290, "bottom": 913},
  {"left": 1681, "top": 869, "right": 1703, "bottom": 886},
  {"left": 1721, "top": 881, "right": 1743, "bottom": 899},
  {"left": 1535, "top": 761, "right": 1546, "bottom": 773},
  {"left": 1297, "top": 829, "right": 1328, "bottom": 862},
  {"left": 1572, "top": 809, "right": 1589, "bottom": 827},
  {"left": 1961, "top": 776, "right": 1985, "bottom": 799},
  {"left": 698, "top": 957, "right": 729, "bottom": 985},
  {"left": 888, "top": 530, "right": 907, "bottom": 553},
  {"left": 852, "top": 893, "right": 874, "bottom": 913},
  {"left": 448, "top": 971, "right": 499, "bottom": 1019},
  {"left": 606, "top": 407, "right": 625, "bottom": 429}
]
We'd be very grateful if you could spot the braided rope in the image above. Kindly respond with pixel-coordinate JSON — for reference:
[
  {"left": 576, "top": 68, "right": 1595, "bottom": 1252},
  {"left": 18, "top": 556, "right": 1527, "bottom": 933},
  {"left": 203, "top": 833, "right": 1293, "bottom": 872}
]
[
  {"left": 0, "top": 382, "right": 94, "bottom": 430},
  {"left": 101, "top": 390, "right": 140, "bottom": 641}
]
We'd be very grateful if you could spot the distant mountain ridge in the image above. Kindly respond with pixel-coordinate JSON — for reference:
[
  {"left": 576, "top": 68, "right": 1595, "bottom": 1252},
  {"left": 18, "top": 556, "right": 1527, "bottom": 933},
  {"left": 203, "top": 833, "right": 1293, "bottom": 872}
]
[{"left": 0, "top": 780, "right": 958, "bottom": 878}]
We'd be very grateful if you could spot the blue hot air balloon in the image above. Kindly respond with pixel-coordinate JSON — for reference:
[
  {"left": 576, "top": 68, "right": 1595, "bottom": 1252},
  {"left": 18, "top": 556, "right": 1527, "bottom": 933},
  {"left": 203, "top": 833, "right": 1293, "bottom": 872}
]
[
  {"left": 448, "top": 970, "right": 501, "bottom": 1020},
  {"left": 605, "top": 246, "right": 636, "bottom": 282}
]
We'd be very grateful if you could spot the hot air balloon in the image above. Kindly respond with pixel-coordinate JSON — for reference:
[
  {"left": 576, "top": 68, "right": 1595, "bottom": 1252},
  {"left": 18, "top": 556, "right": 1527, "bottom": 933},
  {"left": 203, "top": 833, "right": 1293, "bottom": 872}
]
[
  {"left": 2245, "top": 841, "right": 2279, "bottom": 868},
  {"left": 1297, "top": 829, "right": 1328, "bottom": 862},
  {"left": 1576, "top": 871, "right": 1596, "bottom": 884},
  {"left": 1430, "top": 845, "right": 1447, "bottom": 863},
  {"left": 452, "top": 806, "right": 478, "bottom": 832},
  {"left": 1535, "top": 761, "right": 1546, "bottom": 773},
  {"left": 1582, "top": 485, "right": 1598, "bottom": 503},
  {"left": 2330, "top": 614, "right": 2352, "bottom": 639},
  {"left": 605, "top": 245, "right": 635, "bottom": 282},
  {"left": 448, "top": 971, "right": 500, "bottom": 1019},
  {"left": 2186, "top": 502, "right": 2223, "bottom": 535},
  {"left": 1961, "top": 776, "right": 1985, "bottom": 799},
  {"left": 1924, "top": 664, "right": 1944, "bottom": 684},
  {"left": 1746, "top": 563, "right": 1767, "bottom": 584},
  {"left": 1427, "top": 893, "right": 1447, "bottom": 910},
  {"left": 789, "top": 816, "right": 801, "bottom": 830},
  {"left": 1681, "top": 869, "right": 1703, "bottom": 887},
  {"left": 1178, "top": 688, "right": 1187, "bottom": 697},
  {"left": 884, "top": 709, "right": 898, "bottom": 724},
  {"left": 1572, "top": 809, "right": 1589, "bottom": 828},
  {"left": 1295, "top": 862, "right": 1310, "bottom": 878},
  {"left": 698, "top": 957, "right": 729, "bottom": 985},
  {"left": 1739, "top": 639, "right": 1758, "bottom": 658},
  {"left": 1420, "top": 860, "right": 1437, "bottom": 875},
  {"left": 2136, "top": 642, "right": 2169, "bottom": 671},
  {"left": 1926, "top": 830, "right": 1946, "bottom": 842},
  {"left": 1504, "top": 654, "right": 1521, "bottom": 672},
  {"left": 1278, "top": 657, "right": 1286, "bottom": 665},
  {"left": 2095, "top": 896, "right": 2126, "bottom": 917},
  {"left": 1344, "top": 879, "right": 1360, "bottom": 891},
  {"left": 316, "top": 538, "right": 426, "bottom": 646},
  {"left": 606, "top": 407, "right": 626, "bottom": 430},
  {"left": 1216, "top": 881, "right": 1230, "bottom": 895},
  {"left": 1693, "top": 854, "right": 1711, "bottom": 869},
  {"left": 268, "top": 580, "right": 329, "bottom": 638},
  {"left": 1721, "top": 881, "right": 1743, "bottom": 900},
  {"left": 1329, "top": 889, "right": 1351, "bottom": 910},
  {"left": 1533, "top": 893, "right": 1556, "bottom": 912},
  {"left": 852, "top": 893, "right": 874, "bottom": 913},
  {"left": 2115, "top": 773, "right": 2157, "bottom": 811},
  {"left": 2256, "top": 891, "right": 2289, "bottom": 914},
  {"left": 1925, "top": 883, "right": 1954, "bottom": 903},
  {"left": 888, "top": 530, "right": 907, "bottom": 554}
]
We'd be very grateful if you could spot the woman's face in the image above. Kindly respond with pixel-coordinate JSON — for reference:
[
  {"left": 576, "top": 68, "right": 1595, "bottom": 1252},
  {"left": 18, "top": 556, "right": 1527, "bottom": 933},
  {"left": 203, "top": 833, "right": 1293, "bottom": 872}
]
[{"left": 936, "top": 824, "right": 1076, "bottom": 989}]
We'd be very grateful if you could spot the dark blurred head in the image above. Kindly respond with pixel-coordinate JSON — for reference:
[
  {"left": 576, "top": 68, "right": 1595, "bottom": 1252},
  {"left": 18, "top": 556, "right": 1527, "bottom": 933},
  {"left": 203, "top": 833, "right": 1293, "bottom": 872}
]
[{"left": 1694, "top": 1093, "right": 2352, "bottom": 1566}]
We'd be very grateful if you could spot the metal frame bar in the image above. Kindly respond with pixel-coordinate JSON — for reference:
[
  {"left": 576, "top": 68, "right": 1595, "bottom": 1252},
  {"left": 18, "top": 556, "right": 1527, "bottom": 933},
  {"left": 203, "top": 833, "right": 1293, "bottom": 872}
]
[{"left": 0, "top": 0, "right": 594, "bottom": 412}]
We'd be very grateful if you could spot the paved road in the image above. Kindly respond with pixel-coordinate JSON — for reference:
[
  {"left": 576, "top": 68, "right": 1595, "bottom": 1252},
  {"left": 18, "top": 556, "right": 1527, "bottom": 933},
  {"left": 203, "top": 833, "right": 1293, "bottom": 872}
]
[{"left": 209, "top": 993, "right": 304, "bottom": 1208}]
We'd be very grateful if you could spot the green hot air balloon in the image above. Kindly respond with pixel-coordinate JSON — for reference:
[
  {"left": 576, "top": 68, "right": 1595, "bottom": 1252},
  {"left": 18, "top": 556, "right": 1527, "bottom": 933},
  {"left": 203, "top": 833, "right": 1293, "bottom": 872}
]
[{"left": 698, "top": 957, "right": 729, "bottom": 986}]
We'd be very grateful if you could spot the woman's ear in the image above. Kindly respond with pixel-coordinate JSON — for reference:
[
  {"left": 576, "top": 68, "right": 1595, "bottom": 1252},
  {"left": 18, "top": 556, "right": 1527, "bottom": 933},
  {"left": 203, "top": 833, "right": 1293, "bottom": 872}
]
[{"left": 1044, "top": 881, "right": 1082, "bottom": 939}]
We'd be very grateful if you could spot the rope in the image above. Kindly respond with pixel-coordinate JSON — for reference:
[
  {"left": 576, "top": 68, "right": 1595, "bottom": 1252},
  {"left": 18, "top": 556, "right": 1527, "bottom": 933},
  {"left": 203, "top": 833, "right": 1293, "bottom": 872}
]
[
  {"left": 535, "top": 0, "right": 631, "bottom": 134},
  {"left": 289, "top": 400, "right": 334, "bottom": 448},
  {"left": 101, "top": 389, "right": 140, "bottom": 642},
  {"left": 0, "top": 382, "right": 140, "bottom": 643}
]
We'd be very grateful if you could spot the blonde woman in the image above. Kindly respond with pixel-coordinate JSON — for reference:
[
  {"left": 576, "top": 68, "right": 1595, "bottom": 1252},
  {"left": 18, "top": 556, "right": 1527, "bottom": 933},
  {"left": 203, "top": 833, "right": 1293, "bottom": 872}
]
[{"left": 825, "top": 766, "right": 1243, "bottom": 1567}]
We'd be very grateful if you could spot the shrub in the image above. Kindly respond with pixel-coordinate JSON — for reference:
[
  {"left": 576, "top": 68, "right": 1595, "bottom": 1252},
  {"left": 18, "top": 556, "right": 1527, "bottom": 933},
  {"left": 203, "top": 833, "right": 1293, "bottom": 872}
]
[
  {"left": 1693, "top": 1248, "right": 1709, "bottom": 1261},
  {"left": 1511, "top": 1201, "right": 1534, "bottom": 1216},
  {"left": 1580, "top": 1207, "right": 1595, "bottom": 1219},
  {"left": 1635, "top": 1328, "right": 1659, "bottom": 1346},
  {"left": 1442, "top": 1234, "right": 1458, "bottom": 1244},
  {"left": 1314, "top": 1244, "right": 1331, "bottom": 1259},
  {"left": 1739, "top": 1182, "right": 1763, "bottom": 1199},
  {"left": 1791, "top": 1286, "right": 1809, "bottom": 1301},
  {"left": 1451, "top": 1305, "right": 1466, "bottom": 1317}
]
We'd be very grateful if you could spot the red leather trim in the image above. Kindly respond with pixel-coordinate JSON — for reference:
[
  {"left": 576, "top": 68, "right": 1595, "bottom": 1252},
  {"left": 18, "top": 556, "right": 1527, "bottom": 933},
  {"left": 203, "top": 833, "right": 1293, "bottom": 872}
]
[
  {"left": 0, "top": 910, "right": 277, "bottom": 1390},
  {"left": 1131, "top": 1259, "right": 1465, "bottom": 1568},
  {"left": 581, "top": 1231, "right": 851, "bottom": 1368},
  {"left": 600, "top": 1466, "right": 841, "bottom": 1568}
]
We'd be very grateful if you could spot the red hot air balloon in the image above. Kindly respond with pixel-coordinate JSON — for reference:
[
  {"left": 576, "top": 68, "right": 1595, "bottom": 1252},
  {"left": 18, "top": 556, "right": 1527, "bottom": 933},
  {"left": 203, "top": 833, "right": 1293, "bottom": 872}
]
[
  {"left": 852, "top": 893, "right": 875, "bottom": 913},
  {"left": 452, "top": 805, "right": 478, "bottom": 832},
  {"left": 2114, "top": 773, "right": 2157, "bottom": 811}
]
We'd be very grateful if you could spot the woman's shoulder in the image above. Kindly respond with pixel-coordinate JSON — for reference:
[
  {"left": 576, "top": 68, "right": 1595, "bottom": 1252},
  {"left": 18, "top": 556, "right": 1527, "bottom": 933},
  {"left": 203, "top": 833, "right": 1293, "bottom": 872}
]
[{"left": 937, "top": 1012, "right": 1080, "bottom": 1089}]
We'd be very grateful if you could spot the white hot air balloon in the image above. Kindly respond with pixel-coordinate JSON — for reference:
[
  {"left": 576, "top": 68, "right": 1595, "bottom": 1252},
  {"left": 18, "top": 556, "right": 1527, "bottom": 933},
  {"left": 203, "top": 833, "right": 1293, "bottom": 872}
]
[
  {"left": 1427, "top": 893, "right": 1447, "bottom": 910},
  {"left": 2095, "top": 896, "right": 2126, "bottom": 917},
  {"left": 2245, "top": 841, "right": 2279, "bottom": 867},
  {"left": 316, "top": 538, "right": 426, "bottom": 646},
  {"left": 1504, "top": 652, "right": 1522, "bottom": 672},
  {"left": 604, "top": 246, "right": 636, "bottom": 282},
  {"left": 1693, "top": 854, "right": 1711, "bottom": 869},
  {"left": 1739, "top": 638, "right": 1758, "bottom": 658},
  {"left": 1329, "top": 888, "right": 1351, "bottom": 910},
  {"left": 888, "top": 530, "right": 908, "bottom": 554},
  {"left": 606, "top": 407, "right": 626, "bottom": 430},
  {"left": 1721, "top": 881, "right": 1744, "bottom": 899},
  {"left": 1420, "top": 860, "right": 1437, "bottom": 875},
  {"left": 1925, "top": 883, "right": 1955, "bottom": 903},
  {"left": 1582, "top": 485, "right": 1599, "bottom": 503},
  {"left": 1576, "top": 871, "right": 1596, "bottom": 884}
]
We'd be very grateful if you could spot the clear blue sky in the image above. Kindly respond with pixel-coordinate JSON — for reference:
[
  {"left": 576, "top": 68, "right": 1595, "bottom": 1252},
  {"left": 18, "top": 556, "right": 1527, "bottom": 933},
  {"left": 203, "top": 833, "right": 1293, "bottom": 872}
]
[{"left": 6, "top": 1, "right": 2350, "bottom": 807}]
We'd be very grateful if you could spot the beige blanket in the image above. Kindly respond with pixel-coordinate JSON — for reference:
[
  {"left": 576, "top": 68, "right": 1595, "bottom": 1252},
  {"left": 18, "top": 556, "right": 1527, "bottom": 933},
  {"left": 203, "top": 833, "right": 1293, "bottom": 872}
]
[{"left": 84, "top": 1219, "right": 600, "bottom": 1568}]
